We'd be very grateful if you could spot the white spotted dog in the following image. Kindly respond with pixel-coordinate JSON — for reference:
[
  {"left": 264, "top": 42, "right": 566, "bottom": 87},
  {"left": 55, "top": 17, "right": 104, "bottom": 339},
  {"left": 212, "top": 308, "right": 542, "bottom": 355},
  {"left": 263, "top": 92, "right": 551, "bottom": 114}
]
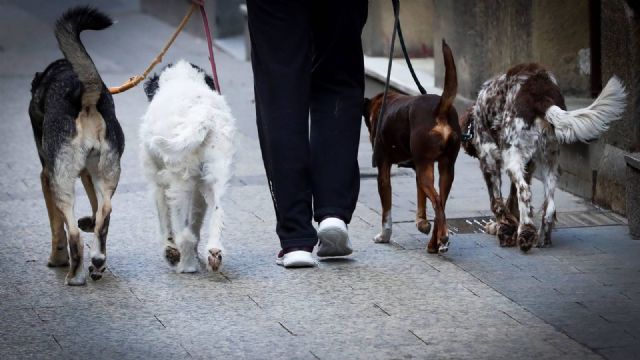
[
  {"left": 29, "top": 7, "right": 124, "bottom": 285},
  {"left": 140, "top": 60, "right": 235, "bottom": 273},
  {"left": 460, "top": 63, "right": 626, "bottom": 252}
]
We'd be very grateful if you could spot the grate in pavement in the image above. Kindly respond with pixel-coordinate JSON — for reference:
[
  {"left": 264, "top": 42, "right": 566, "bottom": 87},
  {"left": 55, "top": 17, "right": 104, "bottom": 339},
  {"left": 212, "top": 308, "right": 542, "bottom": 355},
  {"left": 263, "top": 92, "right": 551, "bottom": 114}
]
[{"left": 447, "top": 211, "right": 626, "bottom": 235}]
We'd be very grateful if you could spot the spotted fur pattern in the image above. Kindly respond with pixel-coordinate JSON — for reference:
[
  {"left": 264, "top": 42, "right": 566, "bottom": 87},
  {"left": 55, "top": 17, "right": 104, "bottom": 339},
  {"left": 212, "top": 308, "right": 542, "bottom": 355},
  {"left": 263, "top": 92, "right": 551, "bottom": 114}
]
[{"left": 461, "top": 64, "right": 626, "bottom": 251}]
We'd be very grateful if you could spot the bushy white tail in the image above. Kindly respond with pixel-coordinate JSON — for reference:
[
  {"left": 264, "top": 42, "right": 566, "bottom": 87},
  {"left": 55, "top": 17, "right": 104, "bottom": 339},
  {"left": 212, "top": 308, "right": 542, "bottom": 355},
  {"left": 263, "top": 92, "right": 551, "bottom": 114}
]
[{"left": 545, "top": 76, "right": 627, "bottom": 143}]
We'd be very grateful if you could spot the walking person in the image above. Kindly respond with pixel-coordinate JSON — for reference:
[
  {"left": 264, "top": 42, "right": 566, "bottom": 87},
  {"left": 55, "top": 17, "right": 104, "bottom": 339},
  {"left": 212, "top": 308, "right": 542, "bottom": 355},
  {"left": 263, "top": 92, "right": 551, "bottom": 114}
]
[{"left": 246, "top": 0, "right": 368, "bottom": 267}]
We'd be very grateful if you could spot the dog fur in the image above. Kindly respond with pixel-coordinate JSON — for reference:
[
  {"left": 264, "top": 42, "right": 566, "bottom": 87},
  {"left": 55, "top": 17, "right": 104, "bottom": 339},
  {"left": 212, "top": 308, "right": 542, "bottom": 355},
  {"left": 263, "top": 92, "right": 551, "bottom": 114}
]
[
  {"left": 29, "top": 7, "right": 124, "bottom": 285},
  {"left": 363, "top": 40, "right": 461, "bottom": 254},
  {"left": 460, "top": 63, "right": 627, "bottom": 251},
  {"left": 141, "top": 60, "right": 235, "bottom": 273}
]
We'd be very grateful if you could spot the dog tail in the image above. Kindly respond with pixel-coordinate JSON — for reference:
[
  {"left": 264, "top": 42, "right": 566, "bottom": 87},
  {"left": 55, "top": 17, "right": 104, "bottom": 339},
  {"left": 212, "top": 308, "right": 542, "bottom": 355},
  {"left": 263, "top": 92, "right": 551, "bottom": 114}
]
[
  {"left": 150, "top": 125, "right": 210, "bottom": 164},
  {"left": 545, "top": 76, "right": 627, "bottom": 143},
  {"left": 55, "top": 6, "right": 112, "bottom": 107},
  {"left": 436, "top": 39, "right": 457, "bottom": 120}
]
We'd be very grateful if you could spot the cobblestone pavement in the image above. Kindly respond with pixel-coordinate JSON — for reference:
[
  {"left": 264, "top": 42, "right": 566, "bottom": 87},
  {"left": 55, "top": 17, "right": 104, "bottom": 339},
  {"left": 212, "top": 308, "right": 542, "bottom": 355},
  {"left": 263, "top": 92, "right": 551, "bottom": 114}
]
[{"left": 1, "top": 2, "right": 639, "bottom": 359}]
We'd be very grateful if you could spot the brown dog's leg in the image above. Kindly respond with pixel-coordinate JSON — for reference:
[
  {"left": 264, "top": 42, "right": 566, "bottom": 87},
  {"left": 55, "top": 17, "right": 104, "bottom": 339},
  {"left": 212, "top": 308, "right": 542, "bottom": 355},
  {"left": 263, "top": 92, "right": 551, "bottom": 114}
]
[
  {"left": 41, "top": 169, "right": 69, "bottom": 267},
  {"left": 437, "top": 159, "right": 456, "bottom": 252},
  {"left": 78, "top": 170, "right": 98, "bottom": 232},
  {"left": 417, "top": 163, "right": 443, "bottom": 253},
  {"left": 415, "top": 177, "right": 431, "bottom": 235},
  {"left": 51, "top": 172, "right": 85, "bottom": 286},
  {"left": 374, "top": 160, "right": 392, "bottom": 243}
]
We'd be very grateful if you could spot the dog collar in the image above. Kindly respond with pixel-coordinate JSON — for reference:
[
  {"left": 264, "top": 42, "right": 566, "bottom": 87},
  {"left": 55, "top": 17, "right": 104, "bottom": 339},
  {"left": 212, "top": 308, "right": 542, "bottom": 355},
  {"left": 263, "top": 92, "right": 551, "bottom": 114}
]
[{"left": 462, "top": 118, "right": 475, "bottom": 142}]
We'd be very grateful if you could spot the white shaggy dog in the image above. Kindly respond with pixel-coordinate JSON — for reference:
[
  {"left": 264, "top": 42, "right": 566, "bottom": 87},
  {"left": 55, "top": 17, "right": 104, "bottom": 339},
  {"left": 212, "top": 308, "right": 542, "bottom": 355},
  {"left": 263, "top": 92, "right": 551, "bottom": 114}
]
[{"left": 140, "top": 60, "right": 235, "bottom": 273}]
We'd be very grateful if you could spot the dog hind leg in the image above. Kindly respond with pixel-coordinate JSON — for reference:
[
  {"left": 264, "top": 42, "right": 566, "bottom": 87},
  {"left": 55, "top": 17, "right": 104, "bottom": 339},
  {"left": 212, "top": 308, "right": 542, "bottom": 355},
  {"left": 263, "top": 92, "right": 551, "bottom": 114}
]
[
  {"left": 169, "top": 180, "right": 199, "bottom": 273},
  {"left": 78, "top": 170, "right": 98, "bottom": 232},
  {"left": 52, "top": 172, "right": 85, "bottom": 286},
  {"left": 417, "top": 163, "right": 443, "bottom": 253},
  {"left": 41, "top": 168, "right": 69, "bottom": 267},
  {"left": 374, "top": 160, "right": 393, "bottom": 243},
  {"left": 200, "top": 181, "right": 225, "bottom": 272},
  {"left": 504, "top": 146, "right": 537, "bottom": 252},
  {"left": 415, "top": 177, "right": 431, "bottom": 235},
  {"left": 87, "top": 168, "right": 118, "bottom": 281},
  {"left": 436, "top": 159, "right": 456, "bottom": 253},
  {"left": 478, "top": 143, "right": 517, "bottom": 246},
  {"left": 155, "top": 184, "right": 179, "bottom": 265},
  {"left": 537, "top": 150, "right": 558, "bottom": 248}
]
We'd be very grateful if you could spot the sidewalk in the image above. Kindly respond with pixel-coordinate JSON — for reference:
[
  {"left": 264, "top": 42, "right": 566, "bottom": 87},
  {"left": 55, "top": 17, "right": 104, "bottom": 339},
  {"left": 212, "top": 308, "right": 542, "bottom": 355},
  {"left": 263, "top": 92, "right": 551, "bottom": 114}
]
[{"left": 1, "top": 2, "right": 639, "bottom": 359}]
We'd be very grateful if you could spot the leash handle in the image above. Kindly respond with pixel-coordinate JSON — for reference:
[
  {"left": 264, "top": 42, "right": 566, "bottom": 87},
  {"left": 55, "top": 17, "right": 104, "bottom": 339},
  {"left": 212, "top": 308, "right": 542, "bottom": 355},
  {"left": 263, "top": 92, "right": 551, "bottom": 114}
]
[
  {"left": 197, "top": 1, "right": 222, "bottom": 95},
  {"left": 372, "top": 0, "right": 400, "bottom": 167}
]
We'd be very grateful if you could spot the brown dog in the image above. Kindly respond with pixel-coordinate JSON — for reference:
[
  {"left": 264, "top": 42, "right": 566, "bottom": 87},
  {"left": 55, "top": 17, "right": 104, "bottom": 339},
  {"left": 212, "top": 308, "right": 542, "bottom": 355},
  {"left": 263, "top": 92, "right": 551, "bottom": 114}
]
[{"left": 363, "top": 40, "right": 460, "bottom": 254}]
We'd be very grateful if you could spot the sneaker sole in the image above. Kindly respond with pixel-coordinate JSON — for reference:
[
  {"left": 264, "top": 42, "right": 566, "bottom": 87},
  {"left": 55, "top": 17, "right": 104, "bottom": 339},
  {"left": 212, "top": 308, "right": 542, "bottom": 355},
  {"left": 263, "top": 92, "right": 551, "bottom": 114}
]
[
  {"left": 317, "top": 226, "right": 352, "bottom": 257},
  {"left": 276, "top": 250, "right": 316, "bottom": 268}
]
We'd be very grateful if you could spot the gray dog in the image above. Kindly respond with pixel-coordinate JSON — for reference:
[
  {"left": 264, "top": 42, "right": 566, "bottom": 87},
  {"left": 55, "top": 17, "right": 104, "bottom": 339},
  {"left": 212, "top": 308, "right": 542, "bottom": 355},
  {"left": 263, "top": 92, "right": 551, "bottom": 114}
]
[{"left": 29, "top": 7, "right": 124, "bottom": 285}]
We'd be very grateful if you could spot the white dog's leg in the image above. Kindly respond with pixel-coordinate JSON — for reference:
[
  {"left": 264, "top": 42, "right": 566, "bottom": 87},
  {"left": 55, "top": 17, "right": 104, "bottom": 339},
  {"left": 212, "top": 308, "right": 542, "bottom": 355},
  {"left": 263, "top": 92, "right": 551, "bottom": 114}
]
[
  {"left": 201, "top": 185, "right": 225, "bottom": 272},
  {"left": 169, "top": 180, "right": 199, "bottom": 273},
  {"left": 537, "top": 146, "right": 559, "bottom": 248},
  {"left": 155, "top": 184, "right": 180, "bottom": 265},
  {"left": 504, "top": 144, "right": 537, "bottom": 252}
]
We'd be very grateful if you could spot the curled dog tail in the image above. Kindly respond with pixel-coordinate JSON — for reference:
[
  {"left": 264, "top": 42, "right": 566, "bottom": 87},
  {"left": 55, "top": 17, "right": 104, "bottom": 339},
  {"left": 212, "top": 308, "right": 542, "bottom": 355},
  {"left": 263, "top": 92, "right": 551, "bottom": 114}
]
[
  {"left": 545, "top": 77, "right": 627, "bottom": 143},
  {"left": 150, "top": 125, "right": 210, "bottom": 164},
  {"left": 436, "top": 39, "right": 458, "bottom": 119},
  {"left": 55, "top": 6, "right": 112, "bottom": 107}
]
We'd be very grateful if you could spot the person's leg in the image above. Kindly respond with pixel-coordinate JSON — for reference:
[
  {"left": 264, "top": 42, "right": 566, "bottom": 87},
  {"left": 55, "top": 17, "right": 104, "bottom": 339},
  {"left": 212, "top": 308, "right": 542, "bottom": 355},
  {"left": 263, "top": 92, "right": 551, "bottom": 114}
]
[
  {"left": 247, "top": 0, "right": 317, "bottom": 250},
  {"left": 309, "top": 0, "right": 368, "bottom": 223}
]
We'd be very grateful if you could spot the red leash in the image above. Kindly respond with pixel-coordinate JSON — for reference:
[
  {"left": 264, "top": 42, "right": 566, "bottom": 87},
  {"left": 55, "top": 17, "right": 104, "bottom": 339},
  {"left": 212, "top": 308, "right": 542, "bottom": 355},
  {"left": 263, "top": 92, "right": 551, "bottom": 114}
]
[{"left": 194, "top": 0, "right": 221, "bottom": 95}]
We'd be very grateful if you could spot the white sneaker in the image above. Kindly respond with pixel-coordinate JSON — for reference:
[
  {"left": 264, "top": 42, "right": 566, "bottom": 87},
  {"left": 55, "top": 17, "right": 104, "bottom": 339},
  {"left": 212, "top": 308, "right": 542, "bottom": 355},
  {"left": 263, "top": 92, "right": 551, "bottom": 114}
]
[
  {"left": 317, "top": 217, "right": 353, "bottom": 257},
  {"left": 276, "top": 250, "right": 316, "bottom": 268}
]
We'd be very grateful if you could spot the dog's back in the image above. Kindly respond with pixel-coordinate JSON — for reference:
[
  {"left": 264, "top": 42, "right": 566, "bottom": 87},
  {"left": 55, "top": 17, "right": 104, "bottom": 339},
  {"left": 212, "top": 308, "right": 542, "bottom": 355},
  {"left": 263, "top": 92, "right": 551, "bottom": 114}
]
[
  {"left": 140, "top": 61, "right": 234, "bottom": 169},
  {"left": 29, "top": 7, "right": 124, "bottom": 169}
]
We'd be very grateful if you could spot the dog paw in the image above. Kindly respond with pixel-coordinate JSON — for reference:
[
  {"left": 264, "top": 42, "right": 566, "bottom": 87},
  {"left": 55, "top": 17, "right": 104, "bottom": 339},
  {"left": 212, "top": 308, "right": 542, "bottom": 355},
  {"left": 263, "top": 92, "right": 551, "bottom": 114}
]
[
  {"left": 165, "top": 246, "right": 181, "bottom": 266},
  {"left": 517, "top": 224, "right": 538, "bottom": 252},
  {"left": 373, "top": 230, "right": 391, "bottom": 243},
  {"left": 47, "top": 250, "right": 69, "bottom": 268},
  {"left": 207, "top": 248, "right": 223, "bottom": 272},
  {"left": 65, "top": 271, "right": 86, "bottom": 286},
  {"left": 176, "top": 255, "right": 199, "bottom": 273},
  {"left": 78, "top": 216, "right": 95, "bottom": 232},
  {"left": 88, "top": 256, "right": 106, "bottom": 281},
  {"left": 88, "top": 264, "right": 105, "bottom": 281},
  {"left": 484, "top": 221, "right": 498, "bottom": 235},
  {"left": 426, "top": 242, "right": 438, "bottom": 254},
  {"left": 497, "top": 221, "right": 517, "bottom": 247},
  {"left": 416, "top": 219, "right": 432, "bottom": 234},
  {"left": 438, "top": 236, "right": 450, "bottom": 254}
]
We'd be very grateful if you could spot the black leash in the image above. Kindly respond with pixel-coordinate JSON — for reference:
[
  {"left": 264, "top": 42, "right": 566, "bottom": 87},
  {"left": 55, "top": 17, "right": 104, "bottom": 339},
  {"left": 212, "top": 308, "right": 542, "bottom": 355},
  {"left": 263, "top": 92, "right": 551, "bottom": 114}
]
[{"left": 372, "top": 0, "right": 427, "bottom": 167}]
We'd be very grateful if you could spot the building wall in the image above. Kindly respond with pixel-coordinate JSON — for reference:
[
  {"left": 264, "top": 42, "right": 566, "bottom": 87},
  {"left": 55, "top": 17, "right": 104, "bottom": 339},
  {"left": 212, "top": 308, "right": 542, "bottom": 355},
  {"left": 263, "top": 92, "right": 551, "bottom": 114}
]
[
  {"left": 140, "top": 0, "right": 244, "bottom": 38},
  {"left": 362, "top": 0, "right": 434, "bottom": 58}
]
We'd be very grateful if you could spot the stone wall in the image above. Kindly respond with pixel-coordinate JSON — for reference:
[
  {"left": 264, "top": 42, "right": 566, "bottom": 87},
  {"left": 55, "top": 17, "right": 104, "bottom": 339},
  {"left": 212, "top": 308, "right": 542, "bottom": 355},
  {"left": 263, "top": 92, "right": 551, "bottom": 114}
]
[
  {"left": 362, "top": 0, "right": 433, "bottom": 58},
  {"left": 140, "top": 0, "right": 244, "bottom": 38}
]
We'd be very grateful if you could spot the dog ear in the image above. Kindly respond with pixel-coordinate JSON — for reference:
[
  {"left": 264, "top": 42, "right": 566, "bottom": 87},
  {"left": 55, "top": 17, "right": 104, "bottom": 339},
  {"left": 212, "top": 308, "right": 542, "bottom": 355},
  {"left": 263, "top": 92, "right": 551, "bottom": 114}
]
[
  {"left": 203, "top": 74, "right": 216, "bottom": 92},
  {"left": 363, "top": 98, "right": 371, "bottom": 128},
  {"left": 143, "top": 73, "right": 160, "bottom": 102}
]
